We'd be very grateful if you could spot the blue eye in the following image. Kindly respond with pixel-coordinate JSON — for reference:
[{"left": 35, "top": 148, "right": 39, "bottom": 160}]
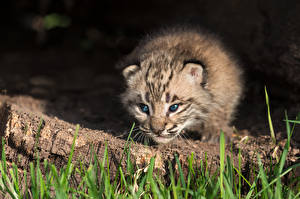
[
  {"left": 169, "top": 104, "right": 179, "bottom": 112},
  {"left": 139, "top": 104, "right": 149, "bottom": 114}
]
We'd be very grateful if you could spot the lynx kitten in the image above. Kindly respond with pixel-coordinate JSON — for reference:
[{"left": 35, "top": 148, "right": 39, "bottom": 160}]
[{"left": 120, "top": 26, "right": 243, "bottom": 144}]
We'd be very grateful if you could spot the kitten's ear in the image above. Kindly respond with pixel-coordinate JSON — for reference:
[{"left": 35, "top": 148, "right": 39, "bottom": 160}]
[
  {"left": 182, "top": 63, "right": 204, "bottom": 85},
  {"left": 122, "top": 65, "right": 139, "bottom": 79}
]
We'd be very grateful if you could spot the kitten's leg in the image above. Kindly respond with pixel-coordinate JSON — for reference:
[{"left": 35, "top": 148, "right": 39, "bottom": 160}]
[
  {"left": 201, "top": 123, "right": 233, "bottom": 143},
  {"left": 201, "top": 108, "right": 234, "bottom": 143}
]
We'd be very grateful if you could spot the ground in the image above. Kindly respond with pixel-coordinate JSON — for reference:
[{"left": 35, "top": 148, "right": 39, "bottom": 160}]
[{"left": 0, "top": 0, "right": 299, "bottom": 182}]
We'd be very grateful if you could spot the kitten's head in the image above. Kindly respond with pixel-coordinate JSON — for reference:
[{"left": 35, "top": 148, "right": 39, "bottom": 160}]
[{"left": 121, "top": 54, "right": 212, "bottom": 144}]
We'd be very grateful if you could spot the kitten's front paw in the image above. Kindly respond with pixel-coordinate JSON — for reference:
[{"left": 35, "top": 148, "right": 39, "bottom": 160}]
[
  {"left": 201, "top": 133, "right": 232, "bottom": 144},
  {"left": 201, "top": 126, "right": 233, "bottom": 144}
]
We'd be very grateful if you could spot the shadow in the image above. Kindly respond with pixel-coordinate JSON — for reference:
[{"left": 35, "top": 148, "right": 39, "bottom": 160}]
[
  {"left": 0, "top": 0, "right": 299, "bottom": 142},
  {"left": 0, "top": 103, "right": 10, "bottom": 159}
]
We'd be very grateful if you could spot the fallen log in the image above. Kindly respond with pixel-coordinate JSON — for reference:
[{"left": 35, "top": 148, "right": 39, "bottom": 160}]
[{"left": 0, "top": 101, "right": 298, "bottom": 179}]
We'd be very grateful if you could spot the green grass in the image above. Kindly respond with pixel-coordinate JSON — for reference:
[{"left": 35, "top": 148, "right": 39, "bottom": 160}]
[
  {"left": 265, "top": 87, "right": 276, "bottom": 145},
  {"left": 0, "top": 109, "right": 299, "bottom": 198}
]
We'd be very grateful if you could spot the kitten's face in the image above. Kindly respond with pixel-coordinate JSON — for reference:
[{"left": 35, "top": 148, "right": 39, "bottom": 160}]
[{"left": 121, "top": 57, "right": 211, "bottom": 144}]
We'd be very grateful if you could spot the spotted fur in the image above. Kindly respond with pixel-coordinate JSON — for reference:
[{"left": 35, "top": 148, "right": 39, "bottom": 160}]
[{"left": 120, "top": 26, "right": 243, "bottom": 144}]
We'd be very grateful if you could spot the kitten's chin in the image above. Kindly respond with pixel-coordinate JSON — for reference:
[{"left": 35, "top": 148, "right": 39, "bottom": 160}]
[{"left": 151, "top": 136, "right": 176, "bottom": 144}]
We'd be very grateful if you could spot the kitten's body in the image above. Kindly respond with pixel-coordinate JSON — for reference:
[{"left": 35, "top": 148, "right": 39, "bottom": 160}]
[{"left": 120, "top": 26, "right": 243, "bottom": 144}]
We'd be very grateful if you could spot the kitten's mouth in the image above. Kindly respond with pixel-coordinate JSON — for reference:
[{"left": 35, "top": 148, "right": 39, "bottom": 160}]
[
  {"left": 151, "top": 135, "right": 176, "bottom": 144},
  {"left": 151, "top": 131, "right": 182, "bottom": 144},
  {"left": 139, "top": 126, "right": 181, "bottom": 144}
]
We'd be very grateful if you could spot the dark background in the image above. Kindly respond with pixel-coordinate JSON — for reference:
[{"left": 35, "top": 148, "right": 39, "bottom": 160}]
[{"left": 0, "top": 0, "right": 299, "bottom": 140}]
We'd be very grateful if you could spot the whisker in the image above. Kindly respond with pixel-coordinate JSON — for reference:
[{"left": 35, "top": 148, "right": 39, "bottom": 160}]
[
  {"left": 182, "top": 132, "right": 190, "bottom": 139},
  {"left": 134, "top": 131, "right": 141, "bottom": 135},
  {"left": 179, "top": 132, "right": 193, "bottom": 146},
  {"left": 145, "top": 135, "right": 150, "bottom": 145},
  {"left": 136, "top": 131, "right": 144, "bottom": 142},
  {"left": 132, "top": 133, "right": 141, "bottom": 141},
  {"left": 135, "top": 133, "right": 140, "bottom": 142},
  {"left": 138, "top": 131, "right": 147, "bottom": 144},
  {"left": 142, "top": 134, "right": 147, "bottom": 144},
  {"left": 132, "top": 128, "right": 140, "bottom": 133},
  {"left": 140, "top": 133, "right": 147, "bottom": 144},
  {"left": 137, "top": 133, "right": 145, "bottom": 143}
]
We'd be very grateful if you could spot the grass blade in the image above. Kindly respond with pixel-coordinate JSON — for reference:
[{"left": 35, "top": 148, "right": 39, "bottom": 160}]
[
  {"left": 86, "top": 165, "right": 99, "bottom": 197},
  {"left": 254, "top": 163, "right": 300, "bottom": 198},
  {"left": 113, "top": 123, "right": 135, "bottom": 190},
  {"left": 175, "top": 154, "right": 186, "bottom": 188},
  {"left": 265, "top": 86, "right": 276, "bottom": 144},
  {"left": 223, "top": 175, "right": 236, "bottom": 199},
  {"left": 219, "top": 131, "right": 225, "bottom": 198},
  {"left": 255, "top": 154, "right": 272, "bottom": 198},
  {"left": 245, "top": 173, "right": 259, "bottom": 199},
  {"left": 168, "top": 161, "right": 178, "bottom": 199},
  {"left": 65, "top": 124, "right": 79, "bottom": 181}
]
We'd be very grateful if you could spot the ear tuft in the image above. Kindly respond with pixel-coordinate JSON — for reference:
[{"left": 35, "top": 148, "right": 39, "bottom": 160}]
[
  {"left": 122, "top": 65, "right": 139, "bottom": 79},
  {"left": 182, "top": 63, "right": 204, "bottom": 85}
]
